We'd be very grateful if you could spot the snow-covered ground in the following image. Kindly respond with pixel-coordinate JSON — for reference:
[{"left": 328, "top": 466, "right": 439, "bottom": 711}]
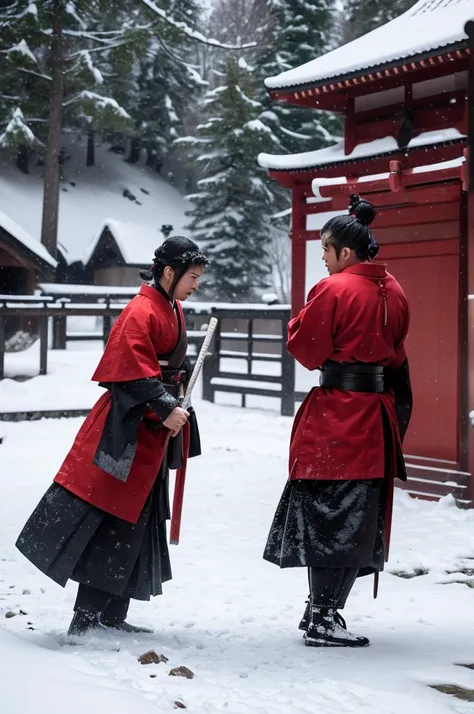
[{"left": 2, "top": 347, "right": 474, "bottom": 713}]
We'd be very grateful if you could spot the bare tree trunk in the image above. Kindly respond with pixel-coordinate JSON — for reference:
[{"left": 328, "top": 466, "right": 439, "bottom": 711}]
[
  {"left": 146, "top": 148, "right": 158, "bottom": 168},
  {"left": 16, "top": 145, "right": 29, "bottom": 174},
  {"left": 86, "top": 129, "right": 95, "bottom": 166},
  {"left": 40, "top": 0, "right": 64, "bottom": 260},
  {"left": 126, "top": 137, "right": 140, "bottom": 164}
]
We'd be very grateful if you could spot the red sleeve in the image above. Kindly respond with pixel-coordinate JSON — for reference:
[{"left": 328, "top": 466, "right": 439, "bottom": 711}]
[
  {"left": 92, "top": 309, "right": 163, "bottom": 382},
  {"left": 287, "top": 278, "right": 338, "bottom": 370}
]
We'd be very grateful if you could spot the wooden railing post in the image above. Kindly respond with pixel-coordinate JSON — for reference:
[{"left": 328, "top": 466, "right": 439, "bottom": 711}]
[
  {"left": 280, "top": 313, "right": 295, "bottom": 417},
  {"left": 39, "top": 314, "right": 49, "bottom": 375},
  {"left": 202, "top": 310, "right": 219, "bottom": 404},
  {"left": 0, "top": 316, "right": 5, "bottom": 380},
  {"left": 52, "top": 315, "right": 66, "bottom": 349}
]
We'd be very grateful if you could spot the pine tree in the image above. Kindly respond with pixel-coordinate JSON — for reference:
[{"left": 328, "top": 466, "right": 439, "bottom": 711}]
[
  {"left": 0, "top": 0, "right": 134, "bottom": 172},
  {"left": 183, "top": 56, "right": 280, "bottom": 301},
  {"left": 257, "top": 0, "right": 341, "bottom": 154},
  {"left": 341, "top": 0, "right": 417, "bottom": 43},
  {"left": 0, "top": 1, "right": 49, "bottom": 164},
  {"left": 107, "top": 0, "right": 205, "bottom": 172}
]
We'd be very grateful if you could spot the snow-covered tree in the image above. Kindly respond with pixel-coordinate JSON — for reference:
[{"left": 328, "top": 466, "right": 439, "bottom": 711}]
[
  {"left": 115, "top": 0, "right": 206, "bottom": 172},
  {"left": 0, "top": 2, "right": 47, "bottom": 168},
  {"left": 0, "top": 0, "right": 133, "bottom": 172},
  {"left": 341, "top": 0, "right": 417, "bottom": 43},
  {"left": 256, "top": 0, "right": 341, "bottom": 155},
  {"left": 182, "top": 56, "right": 280, "bottom": 301}
]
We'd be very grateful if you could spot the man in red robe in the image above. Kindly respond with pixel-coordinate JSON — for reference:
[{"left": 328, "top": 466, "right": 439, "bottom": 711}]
[
  {"left": 16, "top": 237, "right": 207, "bottom": 636},
  {"left": 264, "top": 195, "right": 412, "bottom": 648}
]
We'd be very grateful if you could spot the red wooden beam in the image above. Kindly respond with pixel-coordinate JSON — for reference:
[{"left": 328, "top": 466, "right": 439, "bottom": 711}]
[
  {"left": 327, "top": 183, "right": 461, "bottom": 211},
  {"left": 371, "top": 202, "right": 459, "bottom": 229},
  {"left": 375, "top": 221, "right": 459, "bottom": 244},
  {"left": 380, "top": 238, "right": 459, "bottom": 260},
  {"left": 465, "top": 20, "right": 474, "bottom": 502},
  {"left": 388, "top": 160, "right": 403, "bottom": 192},
  {"left": 313, "top": 165, "right": 463, "bottom": 200}
]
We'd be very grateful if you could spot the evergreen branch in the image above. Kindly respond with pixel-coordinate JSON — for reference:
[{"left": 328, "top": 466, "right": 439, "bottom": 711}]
[
  {"left": 140, "top": 0, "right": 257, "bottom": 50},
  {"left": 154, "top": 33, "right": 205, "bottom": 84},
  {"left": 17, "top": 67, "right": 51, "bottom": 82},
  {"left": 67, "top": 40, "right": 131, "bottom": 58}
]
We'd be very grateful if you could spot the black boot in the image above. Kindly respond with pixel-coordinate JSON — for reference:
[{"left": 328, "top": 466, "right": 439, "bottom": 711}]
[
  {"left": 68, "top": 583, "right": 110, "bottom": 637},
  {"left": 303, "top": 567, "right": 369, "bottom": 647},
  {"left": 305, "top": 606, "right": 369, "bottom": 648},
  {"left": 299, "top": 600, "right": 347, "bottom": 631},
  {"left": 100, "top": 594, "right": 153, "bottom": 634},
  {"left": 67, "top": 609, "right": 101, "bottom": 636},
  {"left": 299, "top": 567, "right": 359, "bottom": 631},
  {"left": 102, "top": 620, "right": 154, "bottom": 634}
]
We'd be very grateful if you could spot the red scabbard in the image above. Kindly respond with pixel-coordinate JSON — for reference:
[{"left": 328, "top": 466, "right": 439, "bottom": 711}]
[{"left": 170, "top": 420, "right": 190, "bottom": 545}]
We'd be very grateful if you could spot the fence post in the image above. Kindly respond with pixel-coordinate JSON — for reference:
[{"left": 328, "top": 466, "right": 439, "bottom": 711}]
[
  {"left": 280, "top": 312, "right": 295, "bottom": 417},
  {"left": 52, "top": 315, "right": 67, "bottom": 349},
  {"left": 39, "top": 314, "right": 49, "bottom": 376},
  {"left": 0, "top": 317, "right": 5, "bottom": 380},
  {"left": 103, "top": 315, "right": 112, "bottom": 346},
  {"left": 202, "top": 311, "right": 219, "bottom": 403}
]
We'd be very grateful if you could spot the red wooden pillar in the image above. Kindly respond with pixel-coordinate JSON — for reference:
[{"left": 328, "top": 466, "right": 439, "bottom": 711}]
[
  {"left": 290, "top": 184, "right": 307, "bottom": 316},
  {"left": 465, "top": 21, "right": 474, "bottom": 502}
]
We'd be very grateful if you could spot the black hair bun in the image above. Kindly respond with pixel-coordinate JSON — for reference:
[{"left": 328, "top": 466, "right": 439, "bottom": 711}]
[
  {"left": 349, "top": 194, "right": 376, "bottom": 227},
  {"left": 367, "top": 237, "right": 379, "bottom": 259}
]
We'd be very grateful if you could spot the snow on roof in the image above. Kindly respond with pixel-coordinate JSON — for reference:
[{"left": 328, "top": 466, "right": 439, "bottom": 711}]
[
  {"left": 310, "top": 155, "right": 466, "bottom": 196},
  {"left": 0, "top": 208, "right": 57, "bottom": 268},
  {"left": 265, "top": 0, "right": 473, "bottom": 91},
  {"left": 83, "top": 218, "right": 167, "bottom": 266},
  {"left": 258, "top": 127, "right": 465, "bottom": 172},
  {"left": 0, "top": 135, "right": 189, "bottom": 265}
]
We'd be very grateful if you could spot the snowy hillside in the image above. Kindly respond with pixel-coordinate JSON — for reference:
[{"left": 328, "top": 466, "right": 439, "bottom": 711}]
[{"left": 0, "top": 134, "right": 190, "bottom": 266}]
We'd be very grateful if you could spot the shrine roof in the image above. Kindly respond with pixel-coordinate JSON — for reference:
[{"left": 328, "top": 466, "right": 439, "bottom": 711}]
[
  {"left": 265, "top": 0, "right": 472, "bottom": 92},
  {"left": 258, "top": 128, "right": 465, "bottom": 172}
]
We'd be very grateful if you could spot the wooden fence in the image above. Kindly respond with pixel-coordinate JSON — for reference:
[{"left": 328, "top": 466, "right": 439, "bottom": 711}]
[
  {"left": 201, "top": 306, "right": 294, "bottom": 416},
  {"left": 0, "top": 291, "right": 295, "bottom": 417}
]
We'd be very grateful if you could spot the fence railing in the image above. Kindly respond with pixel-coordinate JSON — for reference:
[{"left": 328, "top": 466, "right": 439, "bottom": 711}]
[
  {"left": 201, "top": 306, "right": 294, "bottom": 416},
  {"left": 0, "top": 292, "right": 295, "bottom": 417}
]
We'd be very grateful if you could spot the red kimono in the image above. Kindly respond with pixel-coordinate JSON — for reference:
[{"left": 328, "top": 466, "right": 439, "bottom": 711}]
[
  {"left": 263, "top": 262, "right": 411, "bottom": 571},
  {"left": 288, "top": 263, "right": 409, "bottom": 484},
  {"left": 54, "top": 284, "right": 186, "bottom": 524}
]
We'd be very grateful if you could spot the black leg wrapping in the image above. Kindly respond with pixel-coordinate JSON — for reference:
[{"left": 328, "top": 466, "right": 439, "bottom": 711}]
[
  {"left": 299, "top": 567, "right": 359, "bottom": 631},
  {"left": 303, "top": 568, "right": 370, "bottom": 648},
  {"left": 309, "top": 567, "right": 346, "bottom": 607},
  {"left": 101, "top": 594, "right": 130, "bottom": 625},
  {"left": 337, "top": 568, "right": 359, "bottom": 609}
]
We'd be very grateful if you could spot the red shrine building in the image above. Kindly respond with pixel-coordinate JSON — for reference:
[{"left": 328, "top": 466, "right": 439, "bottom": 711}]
[{"left": 259, "top": 0, "right": 474, "bottom": 504}]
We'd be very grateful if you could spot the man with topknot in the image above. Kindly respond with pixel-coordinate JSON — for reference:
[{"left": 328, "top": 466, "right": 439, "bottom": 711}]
[{"left": 264, "top": 195, "right": 412, "bottom": 648}]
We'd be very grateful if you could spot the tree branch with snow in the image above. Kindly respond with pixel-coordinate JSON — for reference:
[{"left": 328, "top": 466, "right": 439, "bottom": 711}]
[{"left": 140, "top": 0, "right": 258, "bottom": 50}]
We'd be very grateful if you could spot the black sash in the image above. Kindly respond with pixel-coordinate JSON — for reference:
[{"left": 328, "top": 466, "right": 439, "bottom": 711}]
[{"left": 320, "top": 361, "right": 384, "bottom": 393}]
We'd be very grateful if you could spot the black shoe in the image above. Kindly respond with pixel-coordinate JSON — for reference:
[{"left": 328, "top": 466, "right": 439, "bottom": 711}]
[
  {"left": 304, "top": 607, "right": 369, "bottom": 648},
  {"left": 101, "top": 619, "right": 153, "bottom": 634},
  {"left": 299, "top": 601, "right": 347, "bottom": 632},
  {"left": 67, "top": 610, "right": 101, "bottom": 637}
]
